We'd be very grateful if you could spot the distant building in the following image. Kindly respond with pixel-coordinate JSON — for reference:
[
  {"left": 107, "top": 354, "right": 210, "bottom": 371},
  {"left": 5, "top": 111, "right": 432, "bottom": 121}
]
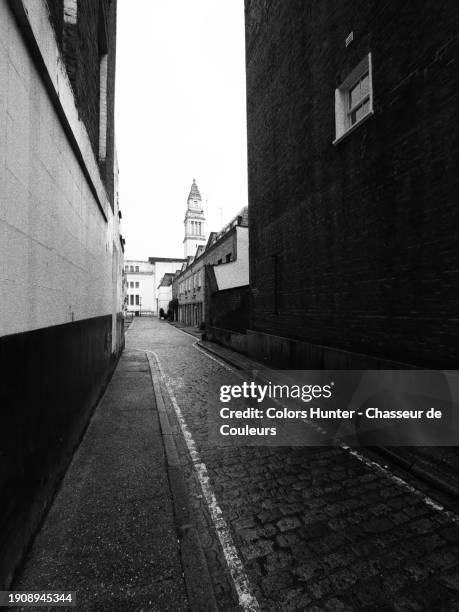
[
  {"left": 0, "top": 0, "right": 120, "bottom": 588},
  {"left": 183, "top": 179, "right": 207, "bottom": 257},
  {"left": 244, "top": 0, "right": 459, "bottom": 369},
  {"left": 124, "top": 257, "right": 185, "bottom": 315},
  {"left": 157, "top": 273, "right": 175, "bottom": 316},
  {"left": 124, "top": 260, "right": 154, "bottom": 315},
  {"left": 174, "top": 208, "right": 249, "bottom": 329}
]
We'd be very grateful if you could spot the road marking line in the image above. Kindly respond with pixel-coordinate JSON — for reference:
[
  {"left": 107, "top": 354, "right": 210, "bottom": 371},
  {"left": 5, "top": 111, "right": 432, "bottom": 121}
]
[
  {"left": 146, "top": 349, "right": 260, "bottom": 612},
  {"left": 194, "top": 343, "right": 459, "bottom": 523}
]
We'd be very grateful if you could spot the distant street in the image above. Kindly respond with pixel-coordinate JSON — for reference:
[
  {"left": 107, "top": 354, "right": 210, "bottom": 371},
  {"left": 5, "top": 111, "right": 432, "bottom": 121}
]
[{"left": 128, "top": 318, "right": 459, "bottom": 611}]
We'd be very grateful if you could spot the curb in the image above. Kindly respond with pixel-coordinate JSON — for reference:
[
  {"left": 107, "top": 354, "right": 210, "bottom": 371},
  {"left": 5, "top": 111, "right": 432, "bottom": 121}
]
[
  {"left": 196, "top": 341, "right": 245, "bottom": 370},
  {"left": 169, "top": 322, "right": 203, "bottom": 341},
  {"left": 146, "top": 353, "right": 218, "bottom": 612},
  {"left": 196, "top": 342, "right": 459, "bottom": 501},
  {"left": 376, "top": 447, "right": 459, "bottom": 500}
]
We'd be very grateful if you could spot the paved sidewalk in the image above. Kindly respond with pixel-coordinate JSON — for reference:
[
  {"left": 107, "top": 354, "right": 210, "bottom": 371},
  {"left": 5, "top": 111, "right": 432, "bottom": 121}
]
[{"left": 13, "top": 344, "right": 189, "bottom": 611}]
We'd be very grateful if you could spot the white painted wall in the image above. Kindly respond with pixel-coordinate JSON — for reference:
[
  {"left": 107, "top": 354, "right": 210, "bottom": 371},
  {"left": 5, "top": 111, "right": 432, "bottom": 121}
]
[
  {"left": 157, "top": 285, "right": 172, "bottom": 314},
  {"left": 213, "top": 226, "right": 249, "bottom": 290},
  {"left": 0, "top": 1, "right": 123, "bottom": 339}
]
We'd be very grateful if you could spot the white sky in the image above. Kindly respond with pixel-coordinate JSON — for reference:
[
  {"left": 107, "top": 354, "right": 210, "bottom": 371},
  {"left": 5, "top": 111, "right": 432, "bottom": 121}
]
[{"left": 115, "top": 0, "right": 248, "bottom": 261}]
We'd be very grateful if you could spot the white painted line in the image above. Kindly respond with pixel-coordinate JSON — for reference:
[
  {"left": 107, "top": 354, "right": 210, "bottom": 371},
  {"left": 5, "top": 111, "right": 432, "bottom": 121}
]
[
  {"left": 342, "top": 444, "right": 459, "bottom": 523},
  {"left": 193, "top": 343, "right": 459, "bottom": 524},
  {"left": 146, "top": 349, "right": 260, "bottom": 612}
]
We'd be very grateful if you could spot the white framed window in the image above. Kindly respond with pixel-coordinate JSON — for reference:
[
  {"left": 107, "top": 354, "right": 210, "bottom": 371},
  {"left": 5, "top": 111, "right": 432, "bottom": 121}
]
[{"left": 334, "top": 53, "right": 373, "bottom": 144}]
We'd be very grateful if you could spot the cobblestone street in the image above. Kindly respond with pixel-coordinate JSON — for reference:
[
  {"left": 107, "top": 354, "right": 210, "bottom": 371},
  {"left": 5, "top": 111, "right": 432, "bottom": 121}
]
[{"left": 128, "top": 317, "right": 459, "bottom": 611}]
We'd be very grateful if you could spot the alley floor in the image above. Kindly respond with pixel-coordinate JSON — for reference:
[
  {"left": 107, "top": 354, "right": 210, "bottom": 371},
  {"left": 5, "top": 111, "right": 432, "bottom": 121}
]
[
  {"left": 13, "top": 317, "right": 459, "bottom": 611},
  {"left": 130, "top": 318, "right": 459, "bottom": 611}
]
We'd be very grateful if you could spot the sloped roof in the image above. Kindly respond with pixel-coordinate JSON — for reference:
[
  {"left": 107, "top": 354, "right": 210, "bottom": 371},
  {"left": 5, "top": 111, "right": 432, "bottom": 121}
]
[{"left": 158, "top": 273, "right": 174, "bottom": 288}]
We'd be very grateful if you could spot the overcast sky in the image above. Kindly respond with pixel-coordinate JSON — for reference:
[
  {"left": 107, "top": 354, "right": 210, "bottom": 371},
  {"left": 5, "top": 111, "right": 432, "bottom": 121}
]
[{"left": 115, "top": 0, "right": 248, "bottom": 261}]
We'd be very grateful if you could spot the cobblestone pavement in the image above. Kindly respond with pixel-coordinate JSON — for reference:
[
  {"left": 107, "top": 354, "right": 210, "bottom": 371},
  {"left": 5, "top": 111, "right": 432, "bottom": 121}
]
[{"left": 128, "top": 318, "right": 459, "bottom": 611}]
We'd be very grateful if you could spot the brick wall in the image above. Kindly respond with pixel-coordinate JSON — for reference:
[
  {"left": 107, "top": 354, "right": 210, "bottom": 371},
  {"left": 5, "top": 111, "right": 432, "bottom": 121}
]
[
  {"left": 208, "top": 284, "right": 251, "bottom": 333},
  {"left": 46, "top": 0, "right": 117, "bottom": 204},
  {"left": 245, "top": 0, "right": 459, "bottom": 369}
]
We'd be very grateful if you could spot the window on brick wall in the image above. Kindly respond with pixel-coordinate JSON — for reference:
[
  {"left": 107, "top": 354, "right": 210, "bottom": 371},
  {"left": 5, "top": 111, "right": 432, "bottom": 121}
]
[{"left": 334, "top": 53, "right": 373, "bottom": 144}]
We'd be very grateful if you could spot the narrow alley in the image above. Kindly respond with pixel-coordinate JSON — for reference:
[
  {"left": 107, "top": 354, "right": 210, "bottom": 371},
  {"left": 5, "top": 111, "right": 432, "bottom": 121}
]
[{"left": 13, "top": 318, "right": 459, "bottom": 611}]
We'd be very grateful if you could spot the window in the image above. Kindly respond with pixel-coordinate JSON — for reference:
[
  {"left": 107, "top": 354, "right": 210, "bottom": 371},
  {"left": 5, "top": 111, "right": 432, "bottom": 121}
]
[
  {"left": 135, "top": 266, "right": 139, "bottom": 272},
  {"left": 130, "top": 266, "right": 134, "bottom": 272},
  {"left": 226, "top": 253, "right": 232, "bottom": 263},
  {"left": 130, "top": 282, "right": 134, "bottom": 288},
  {"left": 135, "top": 295, "right": 140, "bottom": 305},
  {"left": 217, "top": 259, "right": 222, "bottom": 265},
  {"left": 348, "top": 74, "right": 370, "bottom": 125},
  {"left": 334, "top": 53, "right": 373, "bottom": 144},
  {"left": 135, "top": 282, "right": 139, "bottom": 288},
  {"left": 130, "top": 295, "right": 134, "bottom": 305}
]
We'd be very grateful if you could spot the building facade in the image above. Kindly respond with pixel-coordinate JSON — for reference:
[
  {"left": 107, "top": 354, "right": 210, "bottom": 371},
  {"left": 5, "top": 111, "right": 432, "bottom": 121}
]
[
  {"left": 245, "top": 0, "right": 459, "bottom": 369},
  {"left": 0, "top": 0, "right": 121, "bottom": 587},
  {"left": 174, "top": 208, "right": 249, "bottom": 328},
  {"left": 124, "top": 257, "right": 185, "bottom": 315},
  {"left": 183, "top": 179, "right": 207, "bottom": 258},
  {"left": 157, "top": 273, "right": 175, "bottom": 316}
]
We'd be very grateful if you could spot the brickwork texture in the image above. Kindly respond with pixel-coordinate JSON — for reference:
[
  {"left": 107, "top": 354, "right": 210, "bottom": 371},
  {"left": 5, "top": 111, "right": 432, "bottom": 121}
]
[{"left": 245, "top": 0, "right": 459, "bottom": 368}]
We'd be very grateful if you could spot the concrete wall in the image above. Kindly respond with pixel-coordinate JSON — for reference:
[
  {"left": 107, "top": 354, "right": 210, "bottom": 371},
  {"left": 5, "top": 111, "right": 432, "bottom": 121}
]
[
  {"left": 1, "top": 0, "right": 121, "bottom": 339},
  {"left": 0, "top": 0, "right": 121, "bottom": 587},
  {"left": 245, "top": 0, "right": 459, "bottom": 369}
]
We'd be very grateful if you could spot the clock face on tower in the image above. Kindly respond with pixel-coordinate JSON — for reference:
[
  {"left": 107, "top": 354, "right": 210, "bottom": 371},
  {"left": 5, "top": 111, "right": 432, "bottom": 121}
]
[{"left": 190, "top": 198, "right": 201, "bottom": 211}]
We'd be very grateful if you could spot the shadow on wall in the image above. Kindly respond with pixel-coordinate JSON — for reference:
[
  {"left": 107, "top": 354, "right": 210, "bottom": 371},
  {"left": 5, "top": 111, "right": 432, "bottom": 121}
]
[{"left": 0, "top": 315, "right": 124, "bottom": 588}]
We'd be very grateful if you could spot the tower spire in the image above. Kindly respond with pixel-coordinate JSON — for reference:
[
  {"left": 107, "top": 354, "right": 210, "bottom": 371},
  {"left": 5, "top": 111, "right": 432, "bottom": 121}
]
[
  {"left": 188, "top": 178, "right": 202, "bottom": 203},
  {"left": 183, "top": 179, "right": 206, "bottom": 258}
]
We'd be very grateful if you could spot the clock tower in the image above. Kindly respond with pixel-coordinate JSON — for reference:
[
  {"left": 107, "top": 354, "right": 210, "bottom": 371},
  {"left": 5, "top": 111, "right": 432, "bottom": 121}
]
[{"left": 183, "top": 179, "right": 207, "bottom": 258}]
